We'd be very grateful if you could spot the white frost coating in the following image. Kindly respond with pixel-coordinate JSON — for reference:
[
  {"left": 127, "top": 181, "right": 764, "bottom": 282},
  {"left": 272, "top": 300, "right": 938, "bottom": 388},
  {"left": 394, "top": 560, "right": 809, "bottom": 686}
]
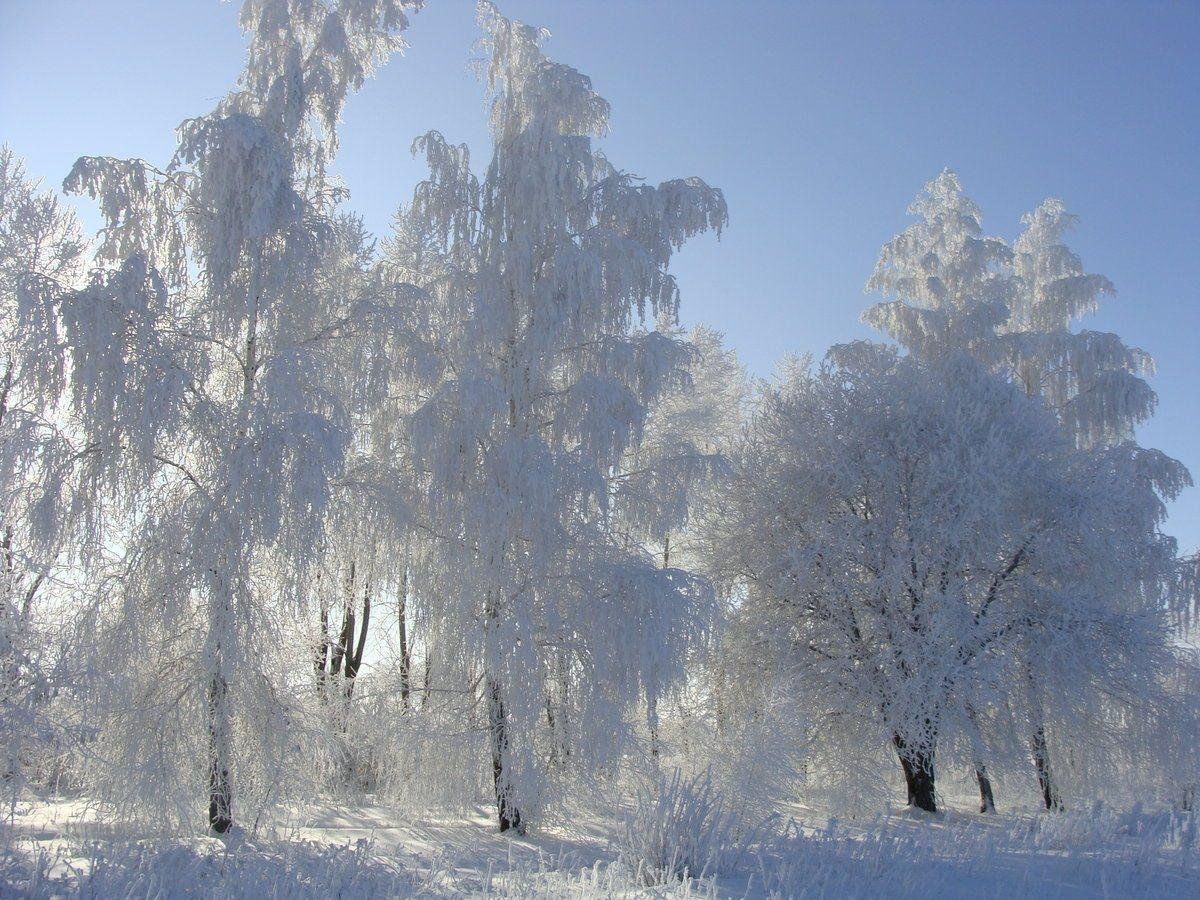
[
  {"left": 1005, "top": 198, "right": 1156, "bottom": 449},
  {"left": 0, "top": 147, "right": 87, "bottom": 795},
  {"left": 864, "top": 169, "right": 1013, "bottom": 364},
  {"left": 19, "top": 1, "right": 424, "bottom": 831},
  {"left": 394, "top": 1, "right": 727, "bottom": 829},
  {"left": 707, "top": 344, "right": 1185, "bottom": 812}
]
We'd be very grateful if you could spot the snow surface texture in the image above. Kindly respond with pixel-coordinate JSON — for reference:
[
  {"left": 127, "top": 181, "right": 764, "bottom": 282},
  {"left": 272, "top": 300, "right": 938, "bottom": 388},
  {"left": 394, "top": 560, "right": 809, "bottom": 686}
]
[{"left": 3, "top": 797, "right": 1198, "bottom": 898}]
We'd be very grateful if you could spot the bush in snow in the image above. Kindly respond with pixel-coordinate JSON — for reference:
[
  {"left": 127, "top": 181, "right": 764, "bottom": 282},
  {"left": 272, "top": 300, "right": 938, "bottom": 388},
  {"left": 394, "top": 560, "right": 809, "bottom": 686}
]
[{"left": 617, "top": 766, "right": 761, "bottom": 884}]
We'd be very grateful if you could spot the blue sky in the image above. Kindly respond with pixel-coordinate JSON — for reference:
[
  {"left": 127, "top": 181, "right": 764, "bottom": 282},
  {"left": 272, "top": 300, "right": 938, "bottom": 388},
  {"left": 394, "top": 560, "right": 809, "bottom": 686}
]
[{"left": 3, "top": 0, "right": 1198, "bottom": 549}]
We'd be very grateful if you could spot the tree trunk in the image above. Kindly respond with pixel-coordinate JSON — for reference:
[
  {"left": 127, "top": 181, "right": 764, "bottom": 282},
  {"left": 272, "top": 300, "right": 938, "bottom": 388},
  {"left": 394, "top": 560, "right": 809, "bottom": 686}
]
[
  {"left": 893, "top": 733, "right": 937, "bottom": 812},
  {"left": 975, "top": 765, "right": 996, "bottom": 813},
  {"left": 647, "top": 696, "right": 660, "bottom": 759},
  {"left": 964, "top": 703, "right": 995, "bottom": 812},
  {"left": 207, "top": 670, "right": 232, "bottom": 834},
  {"left": 1030, "top": 725, "right": 1063, "bottom": 811},
  {"left": 398, "top": 552, "right": 411, "bottom": 711},
  {"left": 421, "top": 652, "right": 432, "bottom": 711},
  {"left": 487, "top": 675, "right": 523, "bottom": 834}
]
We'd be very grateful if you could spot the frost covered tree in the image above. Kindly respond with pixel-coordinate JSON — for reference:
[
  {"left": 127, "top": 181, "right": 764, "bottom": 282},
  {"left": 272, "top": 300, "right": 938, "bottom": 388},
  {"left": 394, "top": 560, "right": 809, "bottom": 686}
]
[
  {"left": 0, "top": 148, "right": 87, "bottom": 790},
  {"left": 868, "top": 171, "right": 1159, "bottom": 453},
  {"left": 612, "top": 325, "right": 746, "bottom": 570},
  {"left": 396, "top": 2, "right": 726, "bottom": 831},
  {"left": 1004, "top": 198, "right": 1155, "bottom": 449},
  {"left": 864, "top": 169, "right": 1014, "bottom": 364},
  {"left": 707, "top": 343, "right": 1182, "bottom": 813},
  {"left": 20, "top": 0, "right": 425, "bottom": 833},
  {"left": 608, "top": 325, "right": 746, "bottom": 757},
  {"left": 865, "top": 171, "right": 1189, "bottom": 811}
]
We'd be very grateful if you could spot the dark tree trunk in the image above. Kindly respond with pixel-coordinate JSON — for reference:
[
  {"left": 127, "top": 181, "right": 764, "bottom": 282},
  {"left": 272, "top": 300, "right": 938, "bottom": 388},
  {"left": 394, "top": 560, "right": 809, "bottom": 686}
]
[
  {"left": 488, "top": 676, "right": 523, "bottom": 834},
  {"left": 964, "top": 702, "right": 995, "bottom": 812},
  {"left": 647, "top": 696, "right": 660, "bottom": 759},
  {"left": 893, "top": 734, "right": 937, "bottom": 812},
  {"left": 1031, "top": 725, "right": 1063, "bottom": 811},
  {"left": 421, "top": 653, "right": 432, "bottom": 711},
  {"left": 398, "top": 557, "right": 412, "bottom": 710},
  {"left": 314, "top": 562, "right": 370, "bottom": 752},
  {"left": 343, "top": 577, "right": 369, "bottom": 694},
  {"left": 975, "top": 765, "right": 996, "bottom": 813},
  {"left": 207, "top": 672, "right": 232, "bottom": 834}
]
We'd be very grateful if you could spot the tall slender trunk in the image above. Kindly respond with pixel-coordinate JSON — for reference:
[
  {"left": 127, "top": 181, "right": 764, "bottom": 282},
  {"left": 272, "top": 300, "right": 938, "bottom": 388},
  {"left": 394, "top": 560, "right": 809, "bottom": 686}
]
[
  {"left": 647, "top": 696, "right": 660, "bottom": 759},
  {"left": 207, "top": 580, "right": 234, "bottom": 834},
  {"left": 398, "top": 548, "right": 411, "bottom": 711},
  {"left": 314, "top": 594, "right": 330, "bottom": 698},
  {"left": 554, "top": 650, "right": 570, "bottom": 761},
  {"left": 1026, "top": 666, "right": 1063, "bottom": 812},
  {"left": 207, "top": 670, "right": 232, "bottom": 834},
  {"left": 206, "top": 260, "right": 261, "bottom": 835},
  {"left": 1030, "top": 725, "right": 1063, "bottom": 811},
  {"left": 965, "top": 703, "right": 995, "bottom": 813},
  {"left": 487, "top": 675, "right": 523, "bottom": 834}
]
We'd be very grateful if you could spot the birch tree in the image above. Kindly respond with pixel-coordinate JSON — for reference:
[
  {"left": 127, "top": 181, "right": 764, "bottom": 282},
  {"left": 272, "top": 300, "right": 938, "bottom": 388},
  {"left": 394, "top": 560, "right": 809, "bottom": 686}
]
[
  {"left": 0, "top": 148, "right": 88, "bottom": 790},
  {"left": 398, "top": 2, "right": 726, "bottom": 831},
  {"left": 20, "top": 0, "right": 425, "bottom": 833}
]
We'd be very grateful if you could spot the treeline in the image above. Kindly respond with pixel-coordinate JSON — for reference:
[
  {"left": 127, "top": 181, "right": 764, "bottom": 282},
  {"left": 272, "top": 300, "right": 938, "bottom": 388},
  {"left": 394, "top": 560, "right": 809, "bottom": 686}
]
[{"left": 1, "top": 0, "right": 1196, "bottom": 837}]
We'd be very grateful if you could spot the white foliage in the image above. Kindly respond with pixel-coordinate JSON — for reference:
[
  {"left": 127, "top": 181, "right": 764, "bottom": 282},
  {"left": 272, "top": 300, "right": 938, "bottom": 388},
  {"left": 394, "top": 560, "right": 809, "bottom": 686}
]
[
  {"left": 393, "top": 1, "right": 727, "bottom": 826},
  {"left": 16, "top": 0, "right": 424, "bottom": 832},
  {"left": 707, "top": 344, "right": 1184, "bottom": 809}
]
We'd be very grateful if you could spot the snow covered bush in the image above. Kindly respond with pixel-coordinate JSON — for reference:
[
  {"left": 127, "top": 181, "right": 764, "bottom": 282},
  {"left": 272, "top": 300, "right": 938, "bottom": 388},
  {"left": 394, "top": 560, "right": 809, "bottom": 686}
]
[{"left": 617, "top": 767, "right": 760, "bottom": 884}]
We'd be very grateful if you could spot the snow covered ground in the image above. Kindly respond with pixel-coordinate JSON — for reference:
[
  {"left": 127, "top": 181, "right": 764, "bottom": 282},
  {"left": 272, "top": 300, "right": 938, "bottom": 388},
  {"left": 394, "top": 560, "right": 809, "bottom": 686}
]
[{"left": 3, "top": 796, "right": 1198, "bottom": 897}]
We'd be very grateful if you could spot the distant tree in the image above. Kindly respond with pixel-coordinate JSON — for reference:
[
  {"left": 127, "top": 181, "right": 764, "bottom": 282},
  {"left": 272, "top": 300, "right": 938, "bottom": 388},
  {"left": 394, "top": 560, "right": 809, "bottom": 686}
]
[
  {"left": 610, "top": 325, "right": 747, "bottom": 756},
  {"left": 1004, "top": 198, "right": 1155, "bottom": 449},
  {"left": 864, "top": 169, "right": 1014, "bottom": 365}
]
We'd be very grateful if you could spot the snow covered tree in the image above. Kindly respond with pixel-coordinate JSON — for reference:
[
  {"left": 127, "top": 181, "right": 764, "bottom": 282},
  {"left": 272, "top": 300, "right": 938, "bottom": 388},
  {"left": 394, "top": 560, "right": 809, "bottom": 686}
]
[
  {"left": 0, "top": 148, "right": 87, "bottom": 791},
  {"left": 608, "top": 325, "right": 746, "bottom": 757},
  {"left": 1004, "top": 198, "right": 1155, "bottom": 449},
  {"left": 864, "top": 169, "right": 1013, "bottom": 365},
  {"left": 707, "top": 343, "right": 1182, "bottom": 813},
  {"left": 865, "top": 172, "right": 1190, "bottom": 811},
  {"left": 20, "top": 0, "right": 425, "bottom": 833},
  {"left": 868, "top": 171, "right": 1159, "bottom": 454},
  {"left": 397, "top": 2, "right": 726, "bottom": 831},
  {"left": 612, "top": 325, "right": 746, "bottom": 570}
]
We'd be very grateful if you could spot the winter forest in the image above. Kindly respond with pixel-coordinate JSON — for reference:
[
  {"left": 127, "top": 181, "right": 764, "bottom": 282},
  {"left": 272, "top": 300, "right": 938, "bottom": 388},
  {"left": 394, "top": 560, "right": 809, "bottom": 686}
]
[{"left": 2, "top": 1, "right": 1199, "bottom": 896}]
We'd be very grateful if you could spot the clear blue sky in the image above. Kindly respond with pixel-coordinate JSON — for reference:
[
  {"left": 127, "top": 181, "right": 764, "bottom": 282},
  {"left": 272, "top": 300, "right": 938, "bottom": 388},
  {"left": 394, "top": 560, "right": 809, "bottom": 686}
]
[{"left": 3, "top": 0, "right": 1198, "bottom": 549}]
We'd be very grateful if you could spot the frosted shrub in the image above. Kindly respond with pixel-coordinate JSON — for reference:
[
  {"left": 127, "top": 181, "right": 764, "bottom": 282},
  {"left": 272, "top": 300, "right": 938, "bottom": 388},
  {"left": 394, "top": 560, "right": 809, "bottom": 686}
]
[{"left": 618, "top": 767, "right": 757, "bottom": 884}]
